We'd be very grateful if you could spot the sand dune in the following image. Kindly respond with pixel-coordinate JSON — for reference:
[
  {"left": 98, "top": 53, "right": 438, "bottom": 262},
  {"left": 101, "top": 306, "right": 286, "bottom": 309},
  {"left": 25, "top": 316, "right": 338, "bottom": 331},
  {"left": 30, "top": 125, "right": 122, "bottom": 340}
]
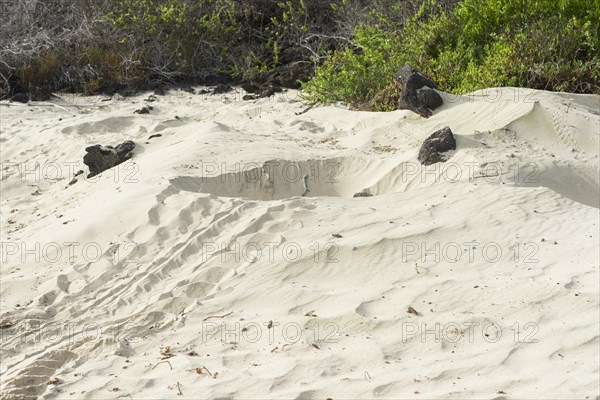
[{"left": 1, "top": 87, "right": 598, "bottom": 399}]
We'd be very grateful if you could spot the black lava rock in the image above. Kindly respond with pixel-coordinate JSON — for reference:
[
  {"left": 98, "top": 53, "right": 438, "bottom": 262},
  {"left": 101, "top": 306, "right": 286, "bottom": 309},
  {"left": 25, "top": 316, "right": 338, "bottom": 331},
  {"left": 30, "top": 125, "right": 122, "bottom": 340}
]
[
  {"left": 212, "top": 84, "right": 232, "bottom": 95},
  {"left": 395, "top": 64, "right": 443, "bottom": 118},
  {"left": 417, "top": 127, "right": 456, "bottom": 165},
  {"left": 83, "top": 141, "right": 136, "bottom": 178},
  {"left": 134, "top": 106, "right": 153, "bottom": 114},
  {"left": 10, "top": 93, "right": 29, "bottom": 103}
]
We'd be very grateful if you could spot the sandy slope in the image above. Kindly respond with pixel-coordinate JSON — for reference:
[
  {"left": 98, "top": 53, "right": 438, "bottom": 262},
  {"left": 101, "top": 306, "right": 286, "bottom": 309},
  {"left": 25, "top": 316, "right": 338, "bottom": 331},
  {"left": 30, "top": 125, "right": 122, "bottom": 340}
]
[{"left": 0, "top": 87, "right": 598, "bottom": 399}]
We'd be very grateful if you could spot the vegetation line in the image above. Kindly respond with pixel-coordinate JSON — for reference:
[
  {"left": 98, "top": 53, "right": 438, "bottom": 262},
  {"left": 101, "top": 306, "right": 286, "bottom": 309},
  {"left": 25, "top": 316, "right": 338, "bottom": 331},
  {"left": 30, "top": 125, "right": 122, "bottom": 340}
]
[{"left": 1, "top": 0, "right": 597, "bottom": 107}]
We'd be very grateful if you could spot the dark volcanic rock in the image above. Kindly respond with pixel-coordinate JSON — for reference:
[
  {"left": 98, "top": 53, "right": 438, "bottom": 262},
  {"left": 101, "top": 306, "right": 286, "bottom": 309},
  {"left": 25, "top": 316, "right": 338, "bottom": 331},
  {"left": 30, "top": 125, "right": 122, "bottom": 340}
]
[
  {"left": 83, "top": 141, "right": 136, "bottom": 178},
  {"left": 241, "top": 83, "right": 260, "bottom": 94},
  {"left": 134, "top": 106, "right": 153, "bottom": 114},
  {"left": 353, "top": 192, "right": 373, "bottom": 198},
  {"left": 242, "top": 85, "right": 283, "bottom": 100},
  {"left": 242, "top": 62, "right": 311, "bottom": 99},
  {"left": 10, "top": 93, "right": 29, "bottom": 103},
  {"left": 259, "top": 85, "right": 283, "bottom": 98},
  {"left": 67, "top": 170, "right": 85, "bottom": 187},
  {"left": 103, "top": 84, "right": 126, "bottom": 96},
  {"left": 269, "top": 62, "right": 311, "bottom": 89},
  {"left": 395, "top": 64, "right": 443, "bottom": 118},
  {"left": 200, "top": 73, "right": 234, "bottom": 86},
  {"left": 418, "top": 127, "right": 456, "bottom": 165},
  {"left": 212, "top": 84, "right": 232, "bottom": 95},
  {"left": 417, "top": 87, "right": 444, "bottom": 110}
]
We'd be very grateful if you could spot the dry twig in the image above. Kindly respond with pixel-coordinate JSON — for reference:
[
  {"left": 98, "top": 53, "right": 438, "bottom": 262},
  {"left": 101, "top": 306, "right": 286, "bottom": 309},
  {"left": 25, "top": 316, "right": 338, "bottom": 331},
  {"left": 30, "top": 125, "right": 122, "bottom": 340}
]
[
  {"left": 203, "top": 311, "right": 233, "bottom": 321},
  {"left": 152, "top": 360, "right": 173, "bottom": 371}
]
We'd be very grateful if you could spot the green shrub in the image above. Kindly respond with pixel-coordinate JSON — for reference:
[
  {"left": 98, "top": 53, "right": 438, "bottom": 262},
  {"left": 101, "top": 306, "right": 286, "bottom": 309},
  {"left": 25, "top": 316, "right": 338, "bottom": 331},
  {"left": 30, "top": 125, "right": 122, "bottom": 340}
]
[
  {"left": 403, "top": 0, "right": 599, "bottom": 93},
  {"left": 3, "top": 0, "right": 597, "bottom": 98},
  {"left": 78, "top": 45, "right": 148, "bottom": 93},
  {"left": 101, "top": 0, "right": 349, "bottom": 84},
  {"left": 303, "top": 0, "right": 599, "bottom": 107},
  {"left": 104, "top": 0, "right": 240, "bottom": 78},
  {"left": 16, "top": 52, "right": 64, "bottom": 97},
  {"left": 301, "top": 24, "right": 403, "bottom": 104}
]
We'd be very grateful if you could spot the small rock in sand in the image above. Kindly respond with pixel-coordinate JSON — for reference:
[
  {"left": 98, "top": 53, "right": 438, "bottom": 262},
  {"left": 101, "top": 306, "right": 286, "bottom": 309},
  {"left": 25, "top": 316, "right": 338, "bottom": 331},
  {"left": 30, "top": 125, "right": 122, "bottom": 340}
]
[
  {"left": 212, "top": 84, "right": 232, "bottom": 95},
  {"left": 395, "top": 64, "right": 443, "bottom": 118},
  {"left": 407, "top": 306, "right": 419, "bottom": 316},
  {"left": 10, "top": 93, "right": 29, "bottom": 103},
  {"left": 418, "top": 126, "right": 456, "bottom": 165},
  {"left": 83, "top": 141, "right": 136, "bottom": 178},
  {"left": 134, "top": 106, "right": 153, "bottom": 114}
]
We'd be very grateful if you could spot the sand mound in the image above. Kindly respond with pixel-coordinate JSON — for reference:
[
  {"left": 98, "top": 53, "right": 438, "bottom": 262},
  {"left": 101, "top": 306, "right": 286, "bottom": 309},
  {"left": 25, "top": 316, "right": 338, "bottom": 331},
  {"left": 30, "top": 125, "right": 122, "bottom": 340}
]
[{"left": 1, "top": 87, "right": 598, "bottom": 399}]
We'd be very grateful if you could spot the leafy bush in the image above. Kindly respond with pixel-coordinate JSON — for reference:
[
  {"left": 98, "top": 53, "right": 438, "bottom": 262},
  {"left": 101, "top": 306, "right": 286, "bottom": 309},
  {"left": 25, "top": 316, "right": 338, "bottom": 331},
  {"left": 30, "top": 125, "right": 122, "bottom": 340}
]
[
  {"left": 0, "top": 0, "right": 108, "bottom": 97},
  {"left": 1, "top": 0, "right": 352, "bottom": 97},
  {"left": 103, "top": 0, "right": 240, "bottom": 80},
  {"left": 301, "top": 24, "right": 403, "bottom": 104},
  {"left": 403, "top": 0, "right": 600, "bottom": 93},
  {"left": 100, "top": 0, "right": 356, "bottom": 85},
  {"left": 1, "top": 0, "right": 597, "bottom": 99},
  {"left": 303, "top": 0, "right": 599, "bottom": 107}
]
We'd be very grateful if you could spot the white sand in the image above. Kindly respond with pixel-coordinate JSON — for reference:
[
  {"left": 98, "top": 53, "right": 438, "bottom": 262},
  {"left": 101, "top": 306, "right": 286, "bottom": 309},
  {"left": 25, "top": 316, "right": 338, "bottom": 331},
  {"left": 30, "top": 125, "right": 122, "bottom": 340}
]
[{"left": 0, "top": 87, "right": 598, "bottom": 399}]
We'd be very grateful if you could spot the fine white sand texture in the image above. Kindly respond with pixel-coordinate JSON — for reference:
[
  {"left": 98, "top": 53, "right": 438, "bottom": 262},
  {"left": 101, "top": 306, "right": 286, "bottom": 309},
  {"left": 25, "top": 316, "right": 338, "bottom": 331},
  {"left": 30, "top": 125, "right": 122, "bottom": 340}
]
[{"left": 0, "top": 87, "right": 598, "bottom": 399}]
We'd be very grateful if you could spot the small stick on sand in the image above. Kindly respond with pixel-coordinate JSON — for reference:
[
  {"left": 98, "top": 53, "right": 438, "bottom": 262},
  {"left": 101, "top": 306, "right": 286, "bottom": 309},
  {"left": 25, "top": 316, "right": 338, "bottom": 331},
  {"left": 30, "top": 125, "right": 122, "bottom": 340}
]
[
  {"left": 364, "top": 371, "right": 372, "bottom": 381},
  {"left": 473, "top": 174, "right": 500, "bottom": 179},
  {"left": 34, "top": 101, "right": 108, "bottom": 108},
  {"left": 415, "top": 263, "right": 421, "bottom": 274},
  {"left": 0, "top": 102, "right": 108, "bottom": 109},
  {"left": 51, "top": 103, "right": 69, "bottom": 111},
  {"left": 152, "top": 360, "right": 173, "bottom": 370},
  {"left": 295, "top": 101, "right": 317, "bottom": 115},
  {"left": 188, "top": 366, "right": 213, "bottom": 375},
  {"left": 301, "top": 175, "right": 309, "bottom": 196},
  {"left": 203, "top": 311, "right": 233, "bottom": 321},
  {"left": 177, "top": 381, "right": 183, "bottom": 395}
]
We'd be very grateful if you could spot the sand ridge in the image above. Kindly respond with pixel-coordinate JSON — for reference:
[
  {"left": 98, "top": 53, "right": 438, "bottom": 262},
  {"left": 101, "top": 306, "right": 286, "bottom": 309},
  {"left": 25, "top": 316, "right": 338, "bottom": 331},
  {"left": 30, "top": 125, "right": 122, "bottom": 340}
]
[{"left": 0, "top": 87, "right": 598, "bottom": 399}]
